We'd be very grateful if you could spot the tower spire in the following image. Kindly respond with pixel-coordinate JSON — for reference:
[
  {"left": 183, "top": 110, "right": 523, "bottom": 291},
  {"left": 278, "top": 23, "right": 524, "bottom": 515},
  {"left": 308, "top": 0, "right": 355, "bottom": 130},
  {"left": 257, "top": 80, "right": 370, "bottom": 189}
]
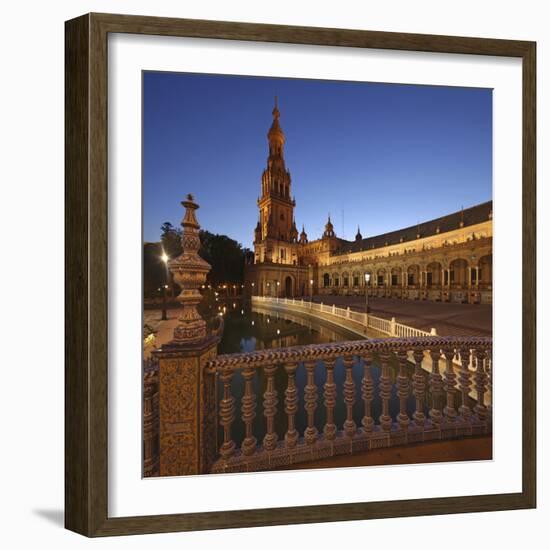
[{"left": 256, "top": 99, "right": 295, "bottom": 243}]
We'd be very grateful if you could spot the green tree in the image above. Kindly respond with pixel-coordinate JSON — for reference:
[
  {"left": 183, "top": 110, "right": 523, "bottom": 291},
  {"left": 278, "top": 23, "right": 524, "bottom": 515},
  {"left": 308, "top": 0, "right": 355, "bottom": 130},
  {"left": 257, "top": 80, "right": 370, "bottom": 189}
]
[
  {"left": 199, "top": 230, "right": 246, "bottom": 285},
  {"left": 144, "top": 224, "right": 249, "bottom": 297},
  {"left": 160, "top": 221, "right": 182, "bottom": 259}
]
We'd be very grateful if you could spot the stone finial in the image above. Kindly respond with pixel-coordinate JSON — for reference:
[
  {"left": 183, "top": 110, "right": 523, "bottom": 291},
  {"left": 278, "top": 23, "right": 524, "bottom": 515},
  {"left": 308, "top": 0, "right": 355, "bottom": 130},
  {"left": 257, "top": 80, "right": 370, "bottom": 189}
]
[{"left": 168, "top": 194, "right": 211, "bottom": 344}]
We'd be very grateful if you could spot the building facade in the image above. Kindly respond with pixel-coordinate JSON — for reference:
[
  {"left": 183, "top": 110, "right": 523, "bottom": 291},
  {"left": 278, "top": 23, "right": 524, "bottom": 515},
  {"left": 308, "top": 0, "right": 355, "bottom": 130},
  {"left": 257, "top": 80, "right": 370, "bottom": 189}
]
[{"left": 244, "top": 102, "right": 493, "bottom": 305}]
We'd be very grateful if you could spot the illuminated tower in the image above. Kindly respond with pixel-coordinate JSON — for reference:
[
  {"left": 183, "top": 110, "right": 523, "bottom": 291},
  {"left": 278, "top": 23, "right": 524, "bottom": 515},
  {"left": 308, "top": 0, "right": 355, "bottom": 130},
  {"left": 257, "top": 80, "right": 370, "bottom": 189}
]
[{"left": 257, "top": 97, "right": 295, "bottom": 242}]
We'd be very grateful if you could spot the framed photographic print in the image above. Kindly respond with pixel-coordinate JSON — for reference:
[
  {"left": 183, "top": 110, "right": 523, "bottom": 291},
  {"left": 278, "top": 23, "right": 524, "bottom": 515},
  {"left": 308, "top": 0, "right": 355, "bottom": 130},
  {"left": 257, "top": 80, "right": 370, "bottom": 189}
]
[{"left": 65, "top": 13, "right": 536, "bottom": 536}]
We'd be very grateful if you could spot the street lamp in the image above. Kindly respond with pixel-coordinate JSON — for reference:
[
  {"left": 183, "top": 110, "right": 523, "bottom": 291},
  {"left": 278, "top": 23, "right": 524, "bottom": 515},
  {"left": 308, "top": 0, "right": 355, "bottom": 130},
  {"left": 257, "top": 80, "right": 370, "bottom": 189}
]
[
  {"left": 276, "top": 280, "right": 280, "bottom": 298},
  {"left": 310, "top": 278, "right": 314, "bottom": 302},
  {"left": 160, "top": 252, "right": 169, "bottom": 320},
  {"left": 251, "top": 281, "right": 255, "bottom": 296},
  {"left": 364, "top": 272, "right": 371, "bottom": 314}
]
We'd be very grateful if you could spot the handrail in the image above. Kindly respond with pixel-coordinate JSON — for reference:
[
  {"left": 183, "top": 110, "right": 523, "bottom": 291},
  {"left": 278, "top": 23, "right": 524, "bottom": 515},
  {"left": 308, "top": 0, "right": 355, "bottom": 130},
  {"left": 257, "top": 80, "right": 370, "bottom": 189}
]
[{"left": 205, "top": 335, "right": 491, "bottom": 372}]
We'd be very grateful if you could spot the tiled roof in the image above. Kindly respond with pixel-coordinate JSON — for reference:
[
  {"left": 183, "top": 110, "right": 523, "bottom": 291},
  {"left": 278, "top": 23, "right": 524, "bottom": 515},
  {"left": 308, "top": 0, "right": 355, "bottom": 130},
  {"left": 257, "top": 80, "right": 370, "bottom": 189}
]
[{"left": 336, "top": 200, "right": 492, "bottom": 255}]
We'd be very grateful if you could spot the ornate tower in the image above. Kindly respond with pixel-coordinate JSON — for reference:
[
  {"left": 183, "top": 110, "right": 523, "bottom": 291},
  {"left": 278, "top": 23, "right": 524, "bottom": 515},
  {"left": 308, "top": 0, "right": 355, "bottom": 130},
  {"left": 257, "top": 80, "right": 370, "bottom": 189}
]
[{"left": 257, "top": 97, "right": 295, "bottom": 242}]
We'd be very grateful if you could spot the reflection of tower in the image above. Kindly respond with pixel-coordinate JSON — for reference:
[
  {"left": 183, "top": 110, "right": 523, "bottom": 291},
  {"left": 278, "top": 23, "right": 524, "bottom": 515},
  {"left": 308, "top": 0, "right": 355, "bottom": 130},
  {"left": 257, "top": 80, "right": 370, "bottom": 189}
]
[{"left": 257, "top": 97, "right": 295, "bottom": 242}]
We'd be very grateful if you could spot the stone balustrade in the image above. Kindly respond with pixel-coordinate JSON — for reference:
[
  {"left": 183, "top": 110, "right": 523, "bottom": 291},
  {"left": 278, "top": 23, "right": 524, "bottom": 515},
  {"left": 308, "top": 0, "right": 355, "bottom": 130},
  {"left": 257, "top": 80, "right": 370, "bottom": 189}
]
[
  {"left": 252, "top": 295, "right": 436, "bottom": 338},
  {"left": 205, "top": 336, "right": 492, "bottom": 473}
]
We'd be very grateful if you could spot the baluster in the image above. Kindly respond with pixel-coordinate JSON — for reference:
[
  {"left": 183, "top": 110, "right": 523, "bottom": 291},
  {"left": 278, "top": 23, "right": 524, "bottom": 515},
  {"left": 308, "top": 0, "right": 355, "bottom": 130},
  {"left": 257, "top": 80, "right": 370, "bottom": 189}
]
[
  {"left": 458, "top": 347, "right": 473, "bottom": 421},
  {"left": 486, "top": 347, "right": 493, "bottom": 418},
  {"left": 343, "top": 355, "right": 356, "bottom": 437},
  {"left": 263, "top": 363, "right": 279, "bottom": 451},
  {"left": 323, "top": 359, "right": 337, "bottom": 440},
  {"left": 412, "top": 350, "right": 426, "bottom": 427},
  {"left": 304, "top": 360, "right": 318, "bottom": 445},
  {"left": 379, "top": 353, "right": 393, "bottom": 432},
  {"left": 443, "top": 348, "right": 457, "bottom": 423},
  {"left": 284, "top": 362, "right": 299, "bottom": 448},
  {"left": 428, "top": 348, "right": 443, "bottom": 428},
  {"left": 396, "top": 351, "right": 410, "bottom": 431},
  {"left": 241, "top": 366, "right": 257, "bottom": 456},
  {"left": 473, "top": 348, "right": 488, "bottom": 423},
  {"left": 219, "top": 368, "right": 236, "bottom": 459},
  {"left": 361, "top": 352, "right": 375, "bottom": 433}
]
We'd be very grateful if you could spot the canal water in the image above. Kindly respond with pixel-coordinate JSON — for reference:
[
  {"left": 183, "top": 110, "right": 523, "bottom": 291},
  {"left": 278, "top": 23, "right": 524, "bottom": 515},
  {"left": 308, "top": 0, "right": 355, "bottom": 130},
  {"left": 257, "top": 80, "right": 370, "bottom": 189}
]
[{"left": 211, "top": 302, "right": 468, "bottom": 448}]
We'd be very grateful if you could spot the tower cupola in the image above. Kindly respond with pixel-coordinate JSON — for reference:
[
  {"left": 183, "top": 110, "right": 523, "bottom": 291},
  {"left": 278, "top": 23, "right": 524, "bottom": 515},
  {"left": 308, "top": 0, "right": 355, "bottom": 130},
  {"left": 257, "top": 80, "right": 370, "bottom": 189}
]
[{"left": 323, "top": 214, "right": 335, "bottom": 239}]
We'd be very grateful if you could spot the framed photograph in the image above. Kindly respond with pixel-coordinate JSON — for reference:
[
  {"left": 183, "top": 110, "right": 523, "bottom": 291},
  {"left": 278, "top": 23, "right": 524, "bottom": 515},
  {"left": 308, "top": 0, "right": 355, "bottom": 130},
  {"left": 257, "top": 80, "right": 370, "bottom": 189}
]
[{"left": 65, "top": 13, "right": 536, "bottom": 536}]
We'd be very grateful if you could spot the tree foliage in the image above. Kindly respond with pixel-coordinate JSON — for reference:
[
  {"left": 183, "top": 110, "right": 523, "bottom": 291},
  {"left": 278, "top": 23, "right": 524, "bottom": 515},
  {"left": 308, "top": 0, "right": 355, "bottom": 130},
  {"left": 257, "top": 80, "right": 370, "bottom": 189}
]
[{"left": 143, "top": 222, "right": 250, "bottom": 296}]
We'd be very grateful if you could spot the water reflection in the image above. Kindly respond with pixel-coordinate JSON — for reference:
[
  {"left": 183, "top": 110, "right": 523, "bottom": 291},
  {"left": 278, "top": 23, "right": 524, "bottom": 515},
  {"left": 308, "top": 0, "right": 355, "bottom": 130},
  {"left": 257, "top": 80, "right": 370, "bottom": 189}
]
[{"left": 217, "top": 306, "right": 361, "bottom": 355}]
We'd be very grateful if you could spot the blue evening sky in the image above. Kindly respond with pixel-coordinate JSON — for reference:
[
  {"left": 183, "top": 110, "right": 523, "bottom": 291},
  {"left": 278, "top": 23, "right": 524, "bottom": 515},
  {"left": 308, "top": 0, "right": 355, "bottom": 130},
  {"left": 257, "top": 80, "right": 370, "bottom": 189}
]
[{"left": 143, "top": 72, "right": 492, "bottom": 249}]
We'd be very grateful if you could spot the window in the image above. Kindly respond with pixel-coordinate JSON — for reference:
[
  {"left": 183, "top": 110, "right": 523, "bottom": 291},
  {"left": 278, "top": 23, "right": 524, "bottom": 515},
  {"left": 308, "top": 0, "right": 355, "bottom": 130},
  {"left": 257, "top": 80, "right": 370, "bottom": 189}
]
[
  {"left": 377, "top": 274, "right": 384, "bottom": 286},
  {"left": 427, "top": 272, "right": 433, "bottom": 286},
  {"left": 334, "top": 277, "right": 340, "bottom": 287},
  {"left": 408, "top": 274, "right": 414, "bottom": 285},
  {"left": 323, "top": 274, "right": 330, "bottom": 287},
  {"left": 391, "top": 274, "right": 398, "bottom": 286},
  {"left": 353, "top": 276, "right": 359, "bottom": 287},
  {"left": 343, "top": 276, "right": 349, "bottom": 287}
]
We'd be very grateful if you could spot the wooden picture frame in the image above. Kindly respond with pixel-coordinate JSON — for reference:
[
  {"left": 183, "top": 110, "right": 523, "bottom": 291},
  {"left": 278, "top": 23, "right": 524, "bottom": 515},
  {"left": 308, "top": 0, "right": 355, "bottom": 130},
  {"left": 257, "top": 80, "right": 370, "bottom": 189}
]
[{"left": 65, "top": 12, "right": 536, "bottom": 536}]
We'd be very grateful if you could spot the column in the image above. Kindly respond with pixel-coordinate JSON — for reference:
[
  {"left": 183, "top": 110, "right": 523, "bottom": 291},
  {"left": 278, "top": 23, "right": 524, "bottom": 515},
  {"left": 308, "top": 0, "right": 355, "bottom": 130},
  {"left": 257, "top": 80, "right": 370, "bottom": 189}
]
[
  {"left": 428, "top": 349, "right": 443, "bottom": 428},
  {"left": 284, "top": 362, "right": 299, "bottom": 448},
  {"left": 323, "top": 359, "right": 337, "bottom": 441},
  {"left": 343, "top": 356, "right": 356, "bottom": 438},
  {"left": 263, "top": 363, "right": 279, "bottom": 451},
  {"left": 304, "top": 361, "right": 318, "bottom": 445},
  {"left": 361, "top": 353, "right": 375, "bottom": 434},
  {"left": 458, "top": 348, "right": 473, "bottom": 422},
  {"left": 156, "top": 195, "right": 221, "bottom": 476},
  {"left": 396, "top": 352, "right": 410, "bottom": 431},
  {"left": 443, "top": 348, "right": 457, "bottom": 423},
  {"left": 219, "top": 368, "right": 236, "bottom": 460},
  {"left": 241, "top": 366, "right": 257, "bottom": 456},
  {"left": 378, "top": 354, "right": 393, "bottom": 432},
  {"left": 412, "top": 350, "right": 426, "bottom": 427}
]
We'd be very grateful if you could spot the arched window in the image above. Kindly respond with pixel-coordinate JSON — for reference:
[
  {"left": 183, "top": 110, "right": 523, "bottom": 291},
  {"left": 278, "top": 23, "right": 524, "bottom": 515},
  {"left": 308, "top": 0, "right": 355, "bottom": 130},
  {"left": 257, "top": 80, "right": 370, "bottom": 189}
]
[{"left": 323, "top": 273, "right": 330, "bottom": 288}]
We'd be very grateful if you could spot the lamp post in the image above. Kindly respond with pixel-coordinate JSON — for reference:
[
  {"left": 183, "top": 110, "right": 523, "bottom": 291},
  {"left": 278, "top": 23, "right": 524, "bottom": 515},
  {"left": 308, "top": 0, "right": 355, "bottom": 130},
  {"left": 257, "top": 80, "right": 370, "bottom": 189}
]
[
  {"left": 276, "top": 280, "right": 280, "bottom": 298},
  {"left": 251, "top": 281, "right": 255, "bottom": 297},
  {"left": 310, "top": 278, "right": 314, "bottom": 302},
  {"left": 161, "top": 252, "right": 169, "bottom": 320},
  {"left": 364, "top": 272, "right": 371, "bottom": 314}
]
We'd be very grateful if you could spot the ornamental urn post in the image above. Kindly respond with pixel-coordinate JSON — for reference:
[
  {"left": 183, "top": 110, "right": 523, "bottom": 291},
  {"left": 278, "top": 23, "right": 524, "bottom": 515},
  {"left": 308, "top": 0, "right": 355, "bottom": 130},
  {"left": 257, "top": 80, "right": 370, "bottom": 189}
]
[
  {"left": 169, "top": 194, "right": 212, "bottom": 344},
  {"left": 153, "top": 194, "right": 222, "bottom": 476}
]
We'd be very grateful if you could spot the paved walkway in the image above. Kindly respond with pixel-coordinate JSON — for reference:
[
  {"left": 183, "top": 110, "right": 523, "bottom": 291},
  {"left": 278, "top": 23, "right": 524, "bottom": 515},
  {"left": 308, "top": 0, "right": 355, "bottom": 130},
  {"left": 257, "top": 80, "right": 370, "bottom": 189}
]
[
  {"left": 310, "top": 296, "right": 492, "bottom": 337},
  {"left": 276, "top": 435, "right": 492, "bottom": 471}
]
